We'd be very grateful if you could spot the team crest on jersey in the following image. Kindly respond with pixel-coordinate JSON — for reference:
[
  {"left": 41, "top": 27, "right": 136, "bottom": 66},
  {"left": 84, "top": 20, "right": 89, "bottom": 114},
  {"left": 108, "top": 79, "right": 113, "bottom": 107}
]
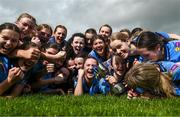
[{"left": 175, "top": 42, "right": 180, "bottom": 51}]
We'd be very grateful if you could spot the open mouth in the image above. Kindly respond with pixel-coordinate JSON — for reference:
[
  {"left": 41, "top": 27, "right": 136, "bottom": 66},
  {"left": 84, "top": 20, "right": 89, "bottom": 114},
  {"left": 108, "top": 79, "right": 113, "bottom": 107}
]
[
  {"left": 74, "top": 47, "right": 82, "bottom": 53},
  {"left": 1, "top": 46, "right": 10, "bottom": 53},
  {"left": 96, "top": 47, "right": 103, "bottom": 53},
  {"left": 75, "top": 47, "right": 81, "bottom": 51},
  {"left": 87, "top": 70, "right": 94, "bottom": 77},
  {"left": 57, "top": 37, "right": 63, "bottom": 43}
]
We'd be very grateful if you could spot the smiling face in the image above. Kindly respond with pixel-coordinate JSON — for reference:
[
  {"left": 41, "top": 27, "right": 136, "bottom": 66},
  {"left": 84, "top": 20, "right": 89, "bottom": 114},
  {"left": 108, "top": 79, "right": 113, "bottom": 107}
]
[
  {"left": 110, "top": 40, "right": 129, "bottom": 59},
  {"left": 54, "top": 27, "right": 67, "bottom": 44},
  {"left": 67, "top": 59, "right": 76, "bottom": 70},
  {"left": 112, "top": 55, "right": 126, "bottom": 77},
  {"left": 99, "top": 26, "right": 111, "bottom": 38},
  {"left": 71, "top": 36, "right": 85, "bottom": 55},
  {"left": 0, "top": 29, "right": 19, "bottom": 55},
  {"left": 74, "top": 57, "right": 84, "bottom": 69},
  {"left": 31, "top": 32, "right": 41, "bottom": 47},
  {"left": 16, "top": 17, "right": 35, "bottom": 38},
  {"left": 39, "top": 28, "right": 52, "bottom": 43},
  {"left": 85, "top": 32, "right": 94, "bottom": 48},
  {"left": 92, "top": 38, "right": 106, "bottom": 57},
  {"left": 84, "top": 58, "right": 98, "bottom": 79}
]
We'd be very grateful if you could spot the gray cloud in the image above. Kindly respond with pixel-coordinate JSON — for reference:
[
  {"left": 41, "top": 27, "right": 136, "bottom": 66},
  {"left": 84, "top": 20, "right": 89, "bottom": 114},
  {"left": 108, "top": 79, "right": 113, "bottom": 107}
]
[{"left": 0, "top": 0, "right": 180, "bottom": 39}]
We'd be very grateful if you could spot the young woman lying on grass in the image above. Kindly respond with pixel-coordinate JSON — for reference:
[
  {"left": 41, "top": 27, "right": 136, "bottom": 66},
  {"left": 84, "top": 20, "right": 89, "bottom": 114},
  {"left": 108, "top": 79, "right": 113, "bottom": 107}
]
[{"left": 125, "top": 63, "right": 180, "bottom": 99}]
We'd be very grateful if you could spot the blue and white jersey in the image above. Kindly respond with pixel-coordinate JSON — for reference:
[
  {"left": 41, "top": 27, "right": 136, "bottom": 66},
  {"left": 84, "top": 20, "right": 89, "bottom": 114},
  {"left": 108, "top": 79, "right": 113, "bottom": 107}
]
[
  {"left": 89, "top": 50, "right": 107, "bottom": 64},
  {"left": 163, "top": 40, "right": 180, "bottom": 62},
  {"left": 151, "top": 61, "right": 180, "bottom": 96},
  {"left": 74, "top": 78, "right": 110, "bottom": 95},
  {"left": 156, "top": 61, "right": 180, "bottom": 81}
]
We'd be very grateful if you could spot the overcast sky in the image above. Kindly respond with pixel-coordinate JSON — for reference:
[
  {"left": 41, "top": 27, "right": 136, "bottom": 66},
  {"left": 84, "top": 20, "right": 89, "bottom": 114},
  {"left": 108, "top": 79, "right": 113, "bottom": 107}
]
[{"left": 0, "top": 0, "right": 180, "bottom": 39}]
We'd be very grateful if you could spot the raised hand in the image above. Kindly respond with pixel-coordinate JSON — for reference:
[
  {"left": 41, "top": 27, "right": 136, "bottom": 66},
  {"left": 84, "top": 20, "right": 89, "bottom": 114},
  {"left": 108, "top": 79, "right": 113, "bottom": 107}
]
[
  {"left": 78, "top": 69, "right": 84, "bottom": 79},
  {"left": 127, "top": 89, "right": 139, "bottom": 99},
  {"left": 55, "top": 51, "right": 66, "bottom": 60},
  {"left": 7, "top": 67, "right": 24, "bottom": 84},
  {"left": 22, "top": 48, "right": 41, "bottom": 59},
  {"left": 106, "top": 75, "right": 117, "bottom": 85}
]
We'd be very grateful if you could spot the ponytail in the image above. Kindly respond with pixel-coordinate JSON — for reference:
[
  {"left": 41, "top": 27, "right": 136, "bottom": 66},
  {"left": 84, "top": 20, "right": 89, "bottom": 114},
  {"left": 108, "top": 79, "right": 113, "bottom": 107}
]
[{"left": 159, "top": 73, "right": 174, "bottom": 97}]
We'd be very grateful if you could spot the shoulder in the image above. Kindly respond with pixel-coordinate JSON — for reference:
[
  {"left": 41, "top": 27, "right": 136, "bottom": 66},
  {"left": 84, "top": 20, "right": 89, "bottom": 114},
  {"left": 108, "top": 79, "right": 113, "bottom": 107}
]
[
  {"left": 155, "top": 32, "right": 170, "bottom": 39},
  {"left": 89, "top": 50, "right": 96, "bottom": 56},
  {"left": 165, "top": 40, "right": 180, "bottom": 50},
  {"left": 156, "top": 61, "right": 176, "bottom": 72},
  {"left": 48, "top": 37, "right": 56, "bottom": 43}
]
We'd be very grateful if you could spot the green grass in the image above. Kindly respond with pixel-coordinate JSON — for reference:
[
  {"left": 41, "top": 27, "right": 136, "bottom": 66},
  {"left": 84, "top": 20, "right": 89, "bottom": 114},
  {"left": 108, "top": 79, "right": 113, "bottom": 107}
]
[{"left": 0, "top": 94, "right": 180, "bottom": 116}]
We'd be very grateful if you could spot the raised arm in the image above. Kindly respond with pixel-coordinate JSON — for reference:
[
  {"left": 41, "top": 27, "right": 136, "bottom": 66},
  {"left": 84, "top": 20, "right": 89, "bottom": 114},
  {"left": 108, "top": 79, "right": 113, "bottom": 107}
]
[
  {"left": 41, "top": 51, "right": 66, "bottom": 63},
  {"left": 74, "top": 69, "right": 84, "bottom": 96},
  {"left": 0, "top": 67, "right": 24, "bottom": 95}
]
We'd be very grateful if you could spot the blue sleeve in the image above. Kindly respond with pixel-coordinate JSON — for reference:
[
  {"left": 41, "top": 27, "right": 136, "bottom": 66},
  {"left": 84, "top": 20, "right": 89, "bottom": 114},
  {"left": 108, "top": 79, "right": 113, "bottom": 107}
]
[
  {"left": 88, "top": 50, "right": 95, "bottom": 58},
  {"left": 156, "top": 32, "right": 170, "bottom": 39},
  {"left": 135, "top": 87, "right": 144, "bottom": 94},
  {"left": 174, "top": 87, "right": 180, "bottom": 96},
  {"left": 157, "top": 61, "right": 175, "bottom": 72}
]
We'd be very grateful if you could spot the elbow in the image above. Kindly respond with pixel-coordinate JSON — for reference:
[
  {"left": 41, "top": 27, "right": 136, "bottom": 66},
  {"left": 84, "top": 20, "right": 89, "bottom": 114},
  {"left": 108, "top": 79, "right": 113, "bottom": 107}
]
[
  {"left": 74, "top": 92, "right": 82, "bottom": 96},
  {"left": 74, "top": 89, "right": 83, "bottom": 96}
]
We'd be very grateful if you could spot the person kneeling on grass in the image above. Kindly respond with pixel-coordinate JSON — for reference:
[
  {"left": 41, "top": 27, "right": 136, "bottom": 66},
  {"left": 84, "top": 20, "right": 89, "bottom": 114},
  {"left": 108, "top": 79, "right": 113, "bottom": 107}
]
[
  {"left": 125, "top": 63, "right": 180, "bottom": 99},
  {"left": 74, "top": 57, "right": 110, "bottom": 96}
]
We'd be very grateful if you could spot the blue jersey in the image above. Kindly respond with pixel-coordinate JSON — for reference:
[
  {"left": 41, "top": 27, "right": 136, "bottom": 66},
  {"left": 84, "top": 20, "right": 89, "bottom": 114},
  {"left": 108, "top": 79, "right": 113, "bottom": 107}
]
[
  {"left": 163, "top": 40, "right": 180, "bottom": 62},
  {"left": 156, "top": 61, "right": 180, "bottom": 81},
  {"left": 155, "top": 33, "right": 180, "bottom": 62},
  {"left": 48, "top": 37, "right": 68, "bottom": 51},
  {"left": 89, "top": 50, "right": 107, "bottom": 63},
  {"left": 74, "top": 78, "right": 110, "bottom": 95},
  {"left": 39, "top": 73, "right": 54, "bottom": 92},
  {"left": 0, "top": 55, "right": 12, "bottom": 82}
]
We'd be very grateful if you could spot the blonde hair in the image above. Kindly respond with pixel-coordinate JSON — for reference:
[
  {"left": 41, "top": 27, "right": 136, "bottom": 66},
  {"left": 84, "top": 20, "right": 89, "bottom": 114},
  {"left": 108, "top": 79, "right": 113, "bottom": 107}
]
[
  {"left": 16, "top": 13, "right": 36, "bottom": 25},
  {"left": 110, "top": 32, "right": 129, "bottom": 43},
  {"left": 125, "top": 63, "right": 174, "bottom": 97}
]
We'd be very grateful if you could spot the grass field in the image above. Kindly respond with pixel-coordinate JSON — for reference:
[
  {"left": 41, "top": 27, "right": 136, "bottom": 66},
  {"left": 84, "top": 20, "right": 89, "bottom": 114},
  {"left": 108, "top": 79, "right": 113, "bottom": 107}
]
[{"left": 0, "top": 94, "right": 180, "bottom": 116}]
